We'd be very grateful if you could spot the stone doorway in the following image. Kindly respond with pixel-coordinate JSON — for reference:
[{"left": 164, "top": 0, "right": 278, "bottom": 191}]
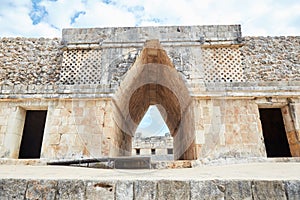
[
  {"left": 259, "top": 108, "right": 292, "bottom": 157},
  {"left": 112, "top": 40, "right": 197, "bottom": 160},
  {"left": 19, "top": 110, "right": 47, "bottom": 159}
]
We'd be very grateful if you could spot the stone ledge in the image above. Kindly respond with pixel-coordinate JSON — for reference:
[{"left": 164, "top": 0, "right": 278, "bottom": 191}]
[
  {"left": 61, "top": 39, "right": 242, "bottom": 50},
  {"left": 1, "top": 163, "right": 298, "bottom": 199},
  {"left": 62, "top": 25, "right": 241, "bottom": 45},
  {"left": 0, "top": 178, "right": 299, "bottom": 199},
  {"left": 1, "top": 81, "right": 300, "bottom": 100},
  {"left": 190, "top": 81, "right": 300, "bottom": 98},
  {"left": 0, "top": 158, "right": 47, "bottom": 166}
]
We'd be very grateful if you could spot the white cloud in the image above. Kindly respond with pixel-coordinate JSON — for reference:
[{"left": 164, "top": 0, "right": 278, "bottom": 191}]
[
  {"left": 73, "top": 0, "right": 136, "bottom": 28},
  {"left": 0, "top": 0, "right": 60, "bottom": 37},
  {"left": 40, "top": 0, "right": 85, "bottom": 28},
  {"left": 0, "top": 0, "right": 299, "bottom": 37}
]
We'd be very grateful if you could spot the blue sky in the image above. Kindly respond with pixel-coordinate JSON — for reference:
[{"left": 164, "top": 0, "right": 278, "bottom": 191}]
[
  {"left": 0, "top": 0, "right": 300, "bottom": 37},
  {"left": 136, "top": 105, "right": 170, "bottom": 137}
]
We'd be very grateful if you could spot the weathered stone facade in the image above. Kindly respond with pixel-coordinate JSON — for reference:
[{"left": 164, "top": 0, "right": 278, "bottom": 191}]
[
  {"left": 0, "top": 37, "right": 61, "bottom": 85},
  {"left": 1, "top": 178, "right": 299, "bottom": 200},
  {"left": 132, "top": 134, "right": 174, "bottom": 161},
  {"left": 0, "top": 25, "right": 299, "bottom": 163}
]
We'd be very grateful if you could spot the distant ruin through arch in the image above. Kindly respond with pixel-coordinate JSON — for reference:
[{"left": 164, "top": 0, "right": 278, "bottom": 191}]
[{"left": 132, "top": 105, "right": 174, "bottom": 160}]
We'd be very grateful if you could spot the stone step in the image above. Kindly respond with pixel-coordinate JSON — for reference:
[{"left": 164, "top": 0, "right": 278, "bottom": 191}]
[{"left": 114, "top": 157, "right": 151, "bottom": 169}]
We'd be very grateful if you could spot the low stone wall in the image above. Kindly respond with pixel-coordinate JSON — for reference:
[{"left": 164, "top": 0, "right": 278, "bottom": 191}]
[{"left": 0, "top": 178, "right": 299, "bottom": 199}]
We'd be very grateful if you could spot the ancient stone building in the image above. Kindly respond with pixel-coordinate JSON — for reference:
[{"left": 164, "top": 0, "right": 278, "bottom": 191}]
[
  {"left": 132, "top": 133, "right": 174, "bottom": 161},
  {"left": 0, "top": 25, "right": 299, "bottom": 163}
]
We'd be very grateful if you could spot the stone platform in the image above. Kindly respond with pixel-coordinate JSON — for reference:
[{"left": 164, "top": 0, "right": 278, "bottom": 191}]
[{"left": 0, "top": 163, "right": 299, "bottom": 199}]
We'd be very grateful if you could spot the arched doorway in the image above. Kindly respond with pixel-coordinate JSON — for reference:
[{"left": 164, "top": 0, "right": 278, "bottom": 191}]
[
  {"left": 132, "top": 105, "right": 173, "bottom": 161},
  {"left": 112, "top": 40, "right": 196, "bottom": 160}
]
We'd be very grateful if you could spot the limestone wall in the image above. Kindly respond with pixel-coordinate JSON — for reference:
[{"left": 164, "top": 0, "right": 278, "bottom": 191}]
[
  {"left": 193, "top": 99, "right": 266, "bottom": 161},
  {"left": 0, "top": 37, "right": 62, "bottom": 85},
  {"left": 285, "top": 100, "right": 300, "bottom": 156},
  {"left": 241, "top": 36, "right": 300, "bottom": 82},
  {"left": 0, "top": 26, "right": 300, "bottom": 161},
  {"left": 0, "top": 36, "right": 299, "bottom": 100},
  {"left": 0, "top": 99, "right": 120, "bottom": 159},
  {"left": 1, "top": 178, "right": 299, "bottom": 199},
  {"left": 132, "top": 135, "right": 174, "bottom": 161},
  {"left": 0, "top": 33, "right": 300, "bottom": 92}
]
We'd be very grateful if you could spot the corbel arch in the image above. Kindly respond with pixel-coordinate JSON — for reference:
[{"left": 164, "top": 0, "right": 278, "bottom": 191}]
[{"left": 112, "top": 40, "right": 196, "bottom": 160}]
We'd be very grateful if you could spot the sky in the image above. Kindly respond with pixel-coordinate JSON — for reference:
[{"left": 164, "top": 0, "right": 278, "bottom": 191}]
[
  {"left": 135, "top": 105, "right": 170, "bottom": 137},
  {"left": 0, "top": 0, "right": 300, "bottom": 37}
]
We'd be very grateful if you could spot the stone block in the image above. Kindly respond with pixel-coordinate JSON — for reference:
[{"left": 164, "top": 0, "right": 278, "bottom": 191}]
[
  {"left": 156, "top": 148, "right": 166, "bottom": 155},
  {"left": 85, "top": 100, "right": 96, "bottom": 108},
  {"left": 104, "top": 115, "right": 114, "bottom": 128},
  {"left": 25, "top": 180, "right": 57, "bottom": 200},
  {"left": 47, "top": 125, "right": 59, "bottom": 135},
  {"left": 47, "top": 134, "right": 61, "bottom": 145},
  {"left": 252, "top": 181, "right": 287, "bottom": 200},
  {"left": 134, "top": 180, "right": 157, "bottom": 200},
  {"left": 140, "top": 148, "right": 151, "bottom": 155},
  {"left": 59, "top": 134, "right": 78, "bottom": 146},
  {"left": 157, "top": 180, "right": 190, "bottom": 200},
  {"left": 0, "top": 179, "right": 27, "bottom": 199},
  {"left": 241, "top": 124, "right": 259, "bottom": 144},
  {"left": 224, "top": 181, "right": 252, "bottom": 200},
  {"left": 4, "top": 133, "right": 22, "bottom": 158},
  {"left": 56, "top": 180, "right": 86, "bottom": 200},
  {"left": 190, "top": 180, "right": 224, "bottom": 200},
  {"left": 285, "top": 180, "right": 300, "bottom": 200},
  {"left": 114, "top": 157, "right": 151, "bottom": 169},
  {"left": 85, "top": 181, "right": 115, "bottom": 200},
  {"left": 195, "top": 130, "right": 205, "bottom": 144},
  {"left": 0, "top": 133, "right": 5, "bottom": 145},
  {"left": 48, "top": 117, "right": 61, "bottom": 126},
  {"left": 0, "top": 116, "right": 7, "bottom": 126},
  {"left": 52, "top": 109, "right": 61, "bottom": 116},
  {"left": 115, "top": 181, "right": 133, "bottom": 200},
  {"left": 72, "top": 107, "right": 84, "bottom": 116}
]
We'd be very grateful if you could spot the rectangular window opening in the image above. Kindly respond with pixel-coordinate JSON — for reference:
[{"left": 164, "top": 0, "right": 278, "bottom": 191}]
[
  {"left": 19, "top": 110, "right": 47, "bottom": 159},
  {"left": 151, "top": 148, "right": 156, "bottom": 155},
  {"left": 167, "top": 148, "right": 173, "bottom": 155},
  {"left": 259, "top": 108, "right": 291, "bottom": 158},
  {"left": 136, "top": 148, "right": 140, "bottom": 155}
]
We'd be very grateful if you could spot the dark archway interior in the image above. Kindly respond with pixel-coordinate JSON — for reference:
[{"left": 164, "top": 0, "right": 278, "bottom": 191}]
[
  {"left": 259, "top": 108, "right": 291, "bottom": 157},
  {"left": 19, "top": 110, "right": 47, "bottom": 159}
]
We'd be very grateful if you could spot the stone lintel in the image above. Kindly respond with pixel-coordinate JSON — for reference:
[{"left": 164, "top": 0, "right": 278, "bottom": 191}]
[{"left": 62, "top": 25, "right": 242, "bottom": 46}]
